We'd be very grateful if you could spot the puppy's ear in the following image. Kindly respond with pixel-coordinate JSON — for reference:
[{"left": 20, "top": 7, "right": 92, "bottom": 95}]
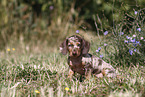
[
  {"left": 60, "top": 39, "right": 68, "bottom": 55},
  {"left": 81, "top": 38, "right": 90, "bottom": 55}
]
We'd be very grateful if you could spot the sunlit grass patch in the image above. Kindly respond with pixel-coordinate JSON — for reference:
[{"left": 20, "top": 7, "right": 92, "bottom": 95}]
[{"left": 0, "top": 51, "right": 144, "bottom": 96}]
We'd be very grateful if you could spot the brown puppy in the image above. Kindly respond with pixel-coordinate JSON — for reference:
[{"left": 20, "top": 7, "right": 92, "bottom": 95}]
[{"left": 60, "top": 35, "right": 116, "bottom": 79}]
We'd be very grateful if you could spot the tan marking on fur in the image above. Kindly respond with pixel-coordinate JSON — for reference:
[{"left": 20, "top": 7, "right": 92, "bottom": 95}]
[
  {"left": 85, "top": 69, "right": 92, "bottom": 79},
  {"left": 102, "top": 68, "right": 106, "bottom": 76},
  {"left": 69, "top": 61, "right": 73, "bottom": 66},
  {"left": 68, "top": 69, "right": 74, "bottom": 79}
]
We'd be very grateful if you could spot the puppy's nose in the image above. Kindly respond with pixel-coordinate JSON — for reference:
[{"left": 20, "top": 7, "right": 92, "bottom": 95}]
[
  {"left": 73, "top": 52, "right": 77, "bottom": 56},
  {"left": 72, "top": 50, "right": 77, "bottom": 56}
]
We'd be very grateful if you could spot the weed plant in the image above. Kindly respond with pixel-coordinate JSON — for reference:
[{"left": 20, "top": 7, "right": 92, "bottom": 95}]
[{"left": 94, "top": 9, "right": 145, "bottom": 66}]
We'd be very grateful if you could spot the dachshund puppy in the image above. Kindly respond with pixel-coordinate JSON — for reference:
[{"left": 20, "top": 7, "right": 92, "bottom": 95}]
[{"left": 60, "top": 35, "right": 116, "bottom": 79}]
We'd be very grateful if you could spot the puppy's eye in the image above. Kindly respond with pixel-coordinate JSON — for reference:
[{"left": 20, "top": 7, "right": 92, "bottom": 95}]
[
  {"left": 68, "top": 44, "right": 73, "bottom": 47},
  {"left": 77, "top": 44, "right": 80, "bottom": 46}
]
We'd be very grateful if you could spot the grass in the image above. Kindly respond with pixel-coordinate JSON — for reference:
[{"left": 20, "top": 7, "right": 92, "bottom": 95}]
[
  {"left": 0, "top": 1, "right": 145, "bottom": 96},
  {"left": 0, "top": 35, "right": 144, "bottom": 97}
]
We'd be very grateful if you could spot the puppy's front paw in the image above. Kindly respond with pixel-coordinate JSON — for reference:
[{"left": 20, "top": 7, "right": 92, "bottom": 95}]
[
  {"left": 68, "top": 69, "right": 74, "bottom": 80},
  {"left": 95, "top": 73, "right": 103, "bottom": 78}
]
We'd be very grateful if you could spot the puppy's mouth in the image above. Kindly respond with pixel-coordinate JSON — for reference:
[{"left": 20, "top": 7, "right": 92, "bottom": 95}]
[
  {"left": 72, "top": 51, "right": 77, "bottom": 56},
  {"left": 70, "top": 51, "right": 80, "bottom": 57}
]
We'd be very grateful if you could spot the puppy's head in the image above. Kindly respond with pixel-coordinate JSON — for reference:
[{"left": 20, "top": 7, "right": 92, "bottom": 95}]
[{"left": 60, "top": 35, "right": 90, "bottom": 57}]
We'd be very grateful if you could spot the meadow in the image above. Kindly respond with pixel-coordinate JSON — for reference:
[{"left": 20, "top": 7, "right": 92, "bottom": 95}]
[
  {"left": 0, "top": 30, "right": 145, "bottom": 96},
  {"left": 0, "top": 0, "right": 145, "bottom": 97}
]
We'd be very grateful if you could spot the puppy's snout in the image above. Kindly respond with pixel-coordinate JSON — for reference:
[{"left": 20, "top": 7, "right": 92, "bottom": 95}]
[{"left": 72, "top": 49, "right": 77, "bottom": 56}]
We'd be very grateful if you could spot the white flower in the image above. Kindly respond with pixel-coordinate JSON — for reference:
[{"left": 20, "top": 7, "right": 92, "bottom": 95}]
[
  {"left": 134, "top": 11, "right": 138, "bottom": 15},
  {"left": 104, "top": 43, "right": 108, "bottom": 46},
  {"left": 21, "top": 64, "right": 24, "bottom": 70},
  {"left": 34, "top": 65, "right": 37, "bottom": 69},
  {"left": 132, "top": 35, "right": 136, "bottom": 37},
  {"left": 38, "top": 65, "right": 40, "bottom": 69},
  {"left": 96, "top": 50, "right": 99, "bottom": 53},
  {"left": 140, "top": 37, "right": 144, "bottom": 40}
]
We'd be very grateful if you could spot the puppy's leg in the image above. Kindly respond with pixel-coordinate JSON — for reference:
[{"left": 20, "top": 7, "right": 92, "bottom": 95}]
[
  {"left": 92, "top": 57, "right": 116, "bottom": 78},
  {"left": 85, "top": 69, "right": 92, "bottom": 80},
  {"left": 95, "top": 68, "right": 116, "bottom": 78},
  {"left": 68, "top": 68, "right": 74, "bottom": 80},
  {"left": 103, "top": 69, "right": 116, "bottom": 77},
  {"left": 95, "top": 73, "right": 104, "bottom": 78}
]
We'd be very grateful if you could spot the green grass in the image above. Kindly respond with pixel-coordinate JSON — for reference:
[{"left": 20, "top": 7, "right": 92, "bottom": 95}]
[
  {"left": 0, "top": 1, "right": 145, "bottom": 96},
  {"left": 0, "top": 42, "right": 144, "bottom": 97}
]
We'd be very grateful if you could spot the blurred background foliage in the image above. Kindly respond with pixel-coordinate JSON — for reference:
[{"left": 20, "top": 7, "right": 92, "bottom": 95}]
[{"left": 0, "top": 0, "right": 145, "bottom": 50}]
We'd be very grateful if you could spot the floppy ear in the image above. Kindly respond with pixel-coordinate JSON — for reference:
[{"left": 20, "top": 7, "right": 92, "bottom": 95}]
[
  {"left": 60, "top": 39, "right": 68, "bottom": 55},
  {"left": 81, "top": 38, "right": 90, "bottom": 55}
]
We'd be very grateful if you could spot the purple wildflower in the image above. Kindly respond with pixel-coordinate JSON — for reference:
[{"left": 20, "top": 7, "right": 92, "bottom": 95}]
[
  {"left": 96, "top": 47, "right": 101, "bottom": 53},
  {"left": 99, "top": 55, "right": 103, "bottom": 58},
  {"left": 76, "top": 30, "right": 79, "bottom": 33},
  {"left": 119, "top": 32, "right": 124, "bottom": 35},
  {"left": 129, "top": 49, "right": 133, "bottom": 55},
  {"left": 104, "top": 31, "right": 108, "bottom": 35},
  {"left": 137, "top": 28, "right": 141, "bottom": 32},
  {"left": 49, "top": 6, "right": 54, "bottom": 10},
  {"left": 98, "top": 47, "right": 101, "bottom": 50},
  {"left": 131, "top": 39, "right": 136, "bottom": 43},
  {"left": 126, "top": 36, "right": 131, "bottom": 39},
  {"left": 136, "top": 41, "right": 141, "bottom": 45},
  {"left": 136, "top": 41, "right": 140, "bottom": 44},
  {"left": 124, "top": 40, "right": 129, "bottom": 43},
  {"left": 134, "top": 49, "right": 137, "bottom": 52},
  {"left": 133, "top": 43, "right": 137, "bottom": 47}
]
